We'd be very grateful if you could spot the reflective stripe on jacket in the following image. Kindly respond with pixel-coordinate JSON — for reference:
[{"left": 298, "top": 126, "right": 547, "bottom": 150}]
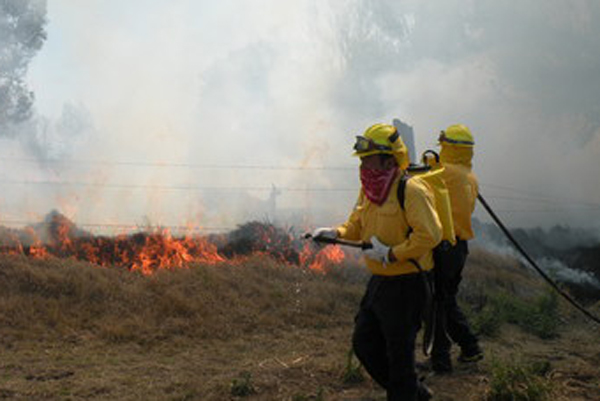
[{"left": 336, "top": 173, "right": 442, "bottom": 276}]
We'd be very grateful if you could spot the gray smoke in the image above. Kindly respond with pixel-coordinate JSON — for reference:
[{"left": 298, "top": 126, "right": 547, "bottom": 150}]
[
  {"left": 472, "top": 219, "right": 600, "bottom": 289},
  {"left": 537, "top": 257, "right": 600, "bottom": 288}
]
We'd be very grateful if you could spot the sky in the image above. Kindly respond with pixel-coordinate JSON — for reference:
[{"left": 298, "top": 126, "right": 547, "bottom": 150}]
[{"left": 2, "top": 0, "right": 600, "bottom": 233}]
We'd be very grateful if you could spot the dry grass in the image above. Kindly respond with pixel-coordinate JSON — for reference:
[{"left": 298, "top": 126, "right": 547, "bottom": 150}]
[
  {"left": 0, "top": 248, "right": 599, "bottom": 400},
  {"left": 462, "top": 247, "right": 545, "bottom": 300},
  {"left": 0, "top": 254, "right": 362, "bottom": 345}
]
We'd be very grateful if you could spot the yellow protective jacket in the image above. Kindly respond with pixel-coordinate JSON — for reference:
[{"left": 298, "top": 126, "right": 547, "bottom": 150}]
[
  {"left": 440, "top": 146, "right": 479, "bottom": 241},
  {"left": 336, "top": 172, "right": 443, "bottom": 276}
]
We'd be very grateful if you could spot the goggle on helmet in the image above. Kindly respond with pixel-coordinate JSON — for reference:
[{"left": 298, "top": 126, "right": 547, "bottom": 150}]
[{"left": 352, "top": 128, "right": 400, "bottom": 156}]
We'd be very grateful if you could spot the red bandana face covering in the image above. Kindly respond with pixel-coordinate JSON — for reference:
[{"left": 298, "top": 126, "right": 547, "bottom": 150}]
[{"left": 360, "top": 167, "right": 398, "bottom": 205}]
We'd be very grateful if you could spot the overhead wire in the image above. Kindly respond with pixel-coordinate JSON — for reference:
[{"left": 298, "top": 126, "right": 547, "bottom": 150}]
[
  {"left": 1, "top": 156, "right": 599, "bottom": 208},
  {"left": 0, "top": 179, "right": 358, "bottom": 192},
  {"left": 1, "top": 159, "right": 600, "bottom": 234},
  {"left": 1, "top": 179, "right": 600, "bottom": 215},
  {"left": 0, "top": 157, "right": 355, "bottom": 171}
]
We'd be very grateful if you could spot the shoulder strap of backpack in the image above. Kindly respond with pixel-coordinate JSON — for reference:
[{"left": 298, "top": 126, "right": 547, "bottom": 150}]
[{"left": 397, "top": 173, "right": 410, "bottom": 210}]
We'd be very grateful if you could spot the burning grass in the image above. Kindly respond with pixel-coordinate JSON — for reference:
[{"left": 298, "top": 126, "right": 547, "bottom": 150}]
[{"left": 0, "top": 213, "right": 349, "bottom": 274}]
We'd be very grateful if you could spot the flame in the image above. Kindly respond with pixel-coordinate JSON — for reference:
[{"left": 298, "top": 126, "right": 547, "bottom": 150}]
[
  {"left": 23, "top": 227, "right": 49, "bottom": 258},
  {"left": 0, "top": 215, "right": 349, "bottom": 275},
  {"left": 29, "top": 244, "right": 49, "bottom": 258},
  {"left": 2, "top": 227, "right": 224, "bottom": 275},
  {"left": 300, "top": 243, "right": 345, "bottom": 272},
  {"left": 128, "top": 230, "right": 224, "bottom": 275}
]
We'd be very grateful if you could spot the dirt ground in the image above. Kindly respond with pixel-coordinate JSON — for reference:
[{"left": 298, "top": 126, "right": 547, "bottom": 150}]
[{"left": 1, "top": 322, "right": 598, "bottom": 400}]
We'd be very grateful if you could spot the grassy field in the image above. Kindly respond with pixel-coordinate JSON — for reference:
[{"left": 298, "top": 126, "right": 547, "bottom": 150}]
[{"left": 0, "top": 248, "right": 599, "bottom": 400}]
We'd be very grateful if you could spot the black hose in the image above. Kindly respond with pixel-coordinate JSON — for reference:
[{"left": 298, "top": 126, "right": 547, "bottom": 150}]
[
  {"left": 477, "top": 193, "right": 600, "bottom": 325},
  {"left": 303, "top": 233, "right": 373, "bottom": 250}
]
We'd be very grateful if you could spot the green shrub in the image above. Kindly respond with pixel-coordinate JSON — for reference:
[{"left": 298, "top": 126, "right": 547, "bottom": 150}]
[
  {"left": 230, "top": 371, "right": 255, "bottom": 397},
  {"left": 487, "top": 358, "right": 553, "bottom": 401},
  {"left": 492, "top": 290, "right": 559, "bottom": 339},
  {"left": 463, "top": 289, "right": 560, "bottom": 339},
  {"left": 470, "top": 304, "right": 502, "bottom": 337}
]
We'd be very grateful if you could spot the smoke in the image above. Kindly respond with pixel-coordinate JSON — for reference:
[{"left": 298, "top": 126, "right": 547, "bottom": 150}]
[
  {"left": 471, "top": 219, "right": 600, "bottom": 292},
  {"left": 537, "top": 257, "right": 600, "bottom": 288},
  {"left": 2, "top": 0, "right": 600, "bottom": 233}
]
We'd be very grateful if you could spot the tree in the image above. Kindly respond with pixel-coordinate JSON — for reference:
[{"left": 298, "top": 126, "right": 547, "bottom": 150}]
[{"left": 0, "top": 0, "right": 47, "bottom": 128}]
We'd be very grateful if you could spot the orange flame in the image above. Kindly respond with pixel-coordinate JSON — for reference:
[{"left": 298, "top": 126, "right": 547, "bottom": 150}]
[
  {"left": 1, "top": 216, "right": 350, "bottom": 275},
  {"left": 300, "top": 243, "right": 345, "bottom": 272},
  {"left": 128, "top": 230, "right": 224, "bottom": 275}
]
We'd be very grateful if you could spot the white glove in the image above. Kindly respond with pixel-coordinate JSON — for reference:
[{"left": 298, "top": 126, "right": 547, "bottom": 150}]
[
  {"left": 311, "top": 227, "right": 338, "bottom": 240},
  {"left": 363, "top": 236, "right": 391, "bottom": 265}
]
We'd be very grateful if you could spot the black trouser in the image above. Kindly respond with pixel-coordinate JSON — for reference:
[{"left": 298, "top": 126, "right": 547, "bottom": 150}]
[
  {"left": 353, "top": 273, "right": 427, "bottom": 401},
  {"left": 432, "top": 240, "right": 479, "bottom": 361}
]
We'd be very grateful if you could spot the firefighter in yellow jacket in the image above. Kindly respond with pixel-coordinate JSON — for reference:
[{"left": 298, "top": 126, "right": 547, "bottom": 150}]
[
  {"left": 312, "top": 123, "right": 441, "bottom": 401},
  {"left": 430, "top": 124, "right": 483, "bottom": 373}
]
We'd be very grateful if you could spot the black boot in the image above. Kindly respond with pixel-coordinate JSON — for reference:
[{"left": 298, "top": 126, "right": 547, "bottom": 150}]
[{"left": 458, "top": 344, "right": 483, "bottom": 363}]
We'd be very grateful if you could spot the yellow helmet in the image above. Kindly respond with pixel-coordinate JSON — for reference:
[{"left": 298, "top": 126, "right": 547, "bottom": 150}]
[
  {"left": 352, "top": 123, "right": 409, "bottom": 169},
  {"left": 439, "top": 124, "right": 474, "bottom": 147}
]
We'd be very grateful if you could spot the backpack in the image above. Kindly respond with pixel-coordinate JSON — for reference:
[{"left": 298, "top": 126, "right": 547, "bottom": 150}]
[{"left": 397, "top": 162, "right": 456, "bottom": 249}]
